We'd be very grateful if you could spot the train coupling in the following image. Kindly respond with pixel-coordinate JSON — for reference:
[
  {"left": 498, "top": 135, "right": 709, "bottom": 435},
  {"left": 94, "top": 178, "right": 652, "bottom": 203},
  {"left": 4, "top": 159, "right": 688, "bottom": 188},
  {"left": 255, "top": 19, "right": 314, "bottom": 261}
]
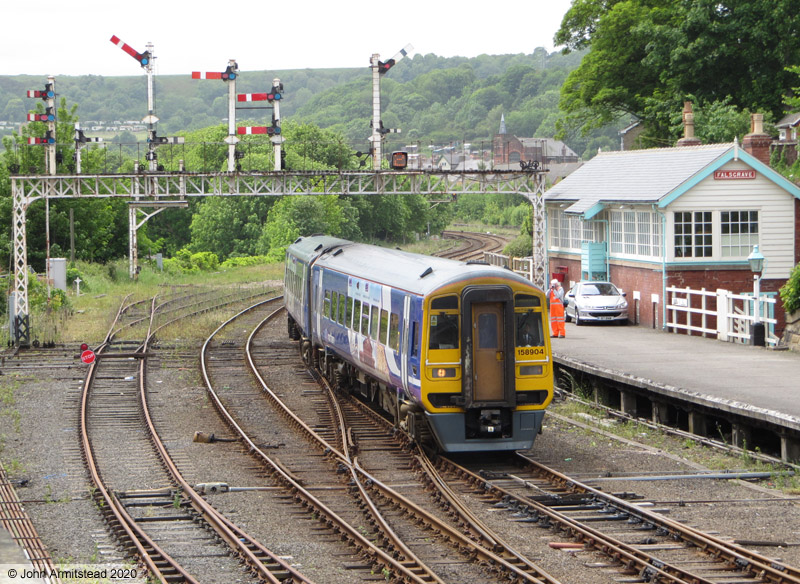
[{"left": 479, "top": 409, "right": 503, "bottom": 435}]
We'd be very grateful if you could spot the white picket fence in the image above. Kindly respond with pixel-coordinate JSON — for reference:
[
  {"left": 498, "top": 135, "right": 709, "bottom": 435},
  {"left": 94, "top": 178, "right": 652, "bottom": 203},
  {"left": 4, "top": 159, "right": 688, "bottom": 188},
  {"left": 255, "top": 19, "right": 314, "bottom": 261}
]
[
  {"left": 666, "top": 286, "right": 778, "bottom": 346},
  {"left": 484, "top": 252, "right": 532, "bottom": 280}
]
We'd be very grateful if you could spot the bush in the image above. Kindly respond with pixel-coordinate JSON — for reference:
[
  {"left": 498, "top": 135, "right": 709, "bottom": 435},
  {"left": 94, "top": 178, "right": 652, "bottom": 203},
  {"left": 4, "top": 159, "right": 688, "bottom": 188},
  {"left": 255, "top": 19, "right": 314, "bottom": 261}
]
[
  {"left": 503, "top": 234, "right": 533, "bottom": 258},
  {"left": 27, "top": 277, "right": 70, "bottom": 311},
  {"left": 163, "top": 249, "right": 220, "bottom": 274},
  {"left": 220, "top": 255, "right": 272, "bottom": 268},
  {"left": 781, "top": 263, "right": 800, "bottom": 315}
]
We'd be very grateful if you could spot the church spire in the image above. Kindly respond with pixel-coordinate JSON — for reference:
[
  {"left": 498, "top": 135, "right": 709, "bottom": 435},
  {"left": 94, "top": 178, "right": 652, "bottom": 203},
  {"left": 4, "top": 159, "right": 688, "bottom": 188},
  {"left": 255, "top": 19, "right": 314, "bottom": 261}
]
[{"left": 499, "top": 113, "right": 506, "bottom": 135}]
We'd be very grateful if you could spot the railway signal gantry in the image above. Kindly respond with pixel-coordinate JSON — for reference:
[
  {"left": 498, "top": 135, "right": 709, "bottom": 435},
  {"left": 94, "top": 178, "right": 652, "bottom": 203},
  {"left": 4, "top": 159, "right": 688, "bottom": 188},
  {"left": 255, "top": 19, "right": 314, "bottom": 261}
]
[{"left": 10, "top": 168, "right": 547, "bottom": 346}]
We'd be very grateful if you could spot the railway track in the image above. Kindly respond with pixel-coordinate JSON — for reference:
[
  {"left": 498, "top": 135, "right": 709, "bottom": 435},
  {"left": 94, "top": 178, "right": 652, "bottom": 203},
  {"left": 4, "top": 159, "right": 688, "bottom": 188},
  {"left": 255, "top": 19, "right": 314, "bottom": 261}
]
[
  {"left": 202, "top": 301, "right": 563, "bottom": 583},
  {"left": 241, "top": 300, "right": 800, "bottom": 584},
  {"left": 202, "top": 301, "right": 446, "bottom": 583},
  {"left": 79, "top": 287, "right": 312, "bottom": 583},
  {"left": 435, "top": 452, "right": 800, "bottom": 584},
  {"left": 6, "top": 277, "right": 798, "bottom": 584},
  {"left": 325, "top": 391, "right": 800, "bottom": 584},
  {"left": 438, "top": 230, "right": 510, "bottom": 261}
]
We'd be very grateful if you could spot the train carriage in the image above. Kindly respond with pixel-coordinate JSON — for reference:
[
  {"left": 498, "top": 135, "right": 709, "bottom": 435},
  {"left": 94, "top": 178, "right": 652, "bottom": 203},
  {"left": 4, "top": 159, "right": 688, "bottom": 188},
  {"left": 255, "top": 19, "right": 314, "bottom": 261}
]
[{"left": 284, "top": 235, "right": 552, "bottom": 452}]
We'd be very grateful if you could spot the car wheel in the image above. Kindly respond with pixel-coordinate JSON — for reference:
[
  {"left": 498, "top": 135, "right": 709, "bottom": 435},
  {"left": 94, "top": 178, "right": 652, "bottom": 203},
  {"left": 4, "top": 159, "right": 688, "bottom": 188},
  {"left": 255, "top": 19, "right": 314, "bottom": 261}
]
[
  {"left": 565, "top": 310, "right": 572, "bottom": 323},
  {"left": 575, "top": 313, "right": 583, "bottom": 326}
]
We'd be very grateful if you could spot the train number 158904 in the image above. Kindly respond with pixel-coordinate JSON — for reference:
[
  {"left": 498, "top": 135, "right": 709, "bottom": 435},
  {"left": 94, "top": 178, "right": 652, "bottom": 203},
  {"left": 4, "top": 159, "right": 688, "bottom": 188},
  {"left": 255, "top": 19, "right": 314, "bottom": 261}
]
[{"left": 516, "top": 347, "right": 545, "bottom": 357}]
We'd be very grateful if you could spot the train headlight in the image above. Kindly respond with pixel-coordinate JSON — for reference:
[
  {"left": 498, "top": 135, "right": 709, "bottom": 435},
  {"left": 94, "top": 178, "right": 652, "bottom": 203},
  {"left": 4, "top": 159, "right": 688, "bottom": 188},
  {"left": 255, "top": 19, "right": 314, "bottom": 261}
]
[
  {"left": 519, "top": 365, "right": 543, "bottom": 376},
  {"left": 434, "top": 368, "right": 456, "bottom": 378}
]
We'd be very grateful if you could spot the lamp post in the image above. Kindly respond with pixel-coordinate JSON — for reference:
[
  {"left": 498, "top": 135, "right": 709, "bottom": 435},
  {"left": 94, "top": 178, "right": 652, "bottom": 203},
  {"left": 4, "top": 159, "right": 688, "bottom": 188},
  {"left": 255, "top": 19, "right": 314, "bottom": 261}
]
[{"left": 747, "top": 245, "right": 766, "bottom": 346}]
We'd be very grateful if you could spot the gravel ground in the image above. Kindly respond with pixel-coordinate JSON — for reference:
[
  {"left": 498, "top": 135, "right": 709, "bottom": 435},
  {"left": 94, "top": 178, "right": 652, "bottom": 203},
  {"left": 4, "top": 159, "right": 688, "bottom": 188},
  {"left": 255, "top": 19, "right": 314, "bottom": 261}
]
[{"left": 2, "top": 295, "right": 800, "bottom": 582}]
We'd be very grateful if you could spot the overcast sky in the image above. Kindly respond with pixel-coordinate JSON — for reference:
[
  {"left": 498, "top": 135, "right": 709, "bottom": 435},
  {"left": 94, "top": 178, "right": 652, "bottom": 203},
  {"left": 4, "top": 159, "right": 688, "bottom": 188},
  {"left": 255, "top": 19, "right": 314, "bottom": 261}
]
[{"left": 1, "top": 0, "right": 574, "bottom": 77}]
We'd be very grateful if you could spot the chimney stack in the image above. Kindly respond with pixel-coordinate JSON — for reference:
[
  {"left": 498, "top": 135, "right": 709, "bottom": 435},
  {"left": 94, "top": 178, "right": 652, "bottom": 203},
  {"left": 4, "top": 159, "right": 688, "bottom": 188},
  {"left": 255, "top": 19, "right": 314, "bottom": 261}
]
[
  {"left": 742, "top": 113, "right": 772, "bottom": 166},
  {"left": 676, "top": 101, "right": 702, "bottom": 147}
]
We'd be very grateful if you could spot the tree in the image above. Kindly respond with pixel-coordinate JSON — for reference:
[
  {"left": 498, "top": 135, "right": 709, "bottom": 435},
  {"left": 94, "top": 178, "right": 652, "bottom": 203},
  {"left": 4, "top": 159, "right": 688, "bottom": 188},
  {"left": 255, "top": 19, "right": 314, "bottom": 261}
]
[
  {"left": 1, "top": 97, "right": 132, "bottom": 269},
  {"left": 556, "top": 0, "right": 800, "bottom": 142},
  {"left": 257, "top": 195, "right": 360, "bottom": 261},
  {"left": 190, "top": 197, "right": 273, "bottom": 260}
]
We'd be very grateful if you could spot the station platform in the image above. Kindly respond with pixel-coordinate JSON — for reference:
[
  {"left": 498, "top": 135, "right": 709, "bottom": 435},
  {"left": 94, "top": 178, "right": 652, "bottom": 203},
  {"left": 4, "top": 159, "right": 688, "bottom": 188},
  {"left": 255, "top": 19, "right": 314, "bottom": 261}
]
[
  {"left": 549, "top": 322, "right": 800, "bottom": 459},
  {"left": 0, "top": 527, "right": 42, "bottom": 584}
]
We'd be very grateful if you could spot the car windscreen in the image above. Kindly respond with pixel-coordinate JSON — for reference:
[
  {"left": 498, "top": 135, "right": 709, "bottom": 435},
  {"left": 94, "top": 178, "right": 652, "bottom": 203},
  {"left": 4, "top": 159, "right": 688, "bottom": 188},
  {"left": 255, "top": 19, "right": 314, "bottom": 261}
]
[{"left": 581, "top": 283, "right": 619, "bottom": 296}]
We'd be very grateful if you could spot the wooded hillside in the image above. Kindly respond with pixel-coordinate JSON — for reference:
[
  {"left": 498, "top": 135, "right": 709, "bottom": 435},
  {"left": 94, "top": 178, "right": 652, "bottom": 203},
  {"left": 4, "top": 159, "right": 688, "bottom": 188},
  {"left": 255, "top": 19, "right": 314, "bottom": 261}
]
[{"left": 0, "top": 49, "right": 617, "bottom": 158}]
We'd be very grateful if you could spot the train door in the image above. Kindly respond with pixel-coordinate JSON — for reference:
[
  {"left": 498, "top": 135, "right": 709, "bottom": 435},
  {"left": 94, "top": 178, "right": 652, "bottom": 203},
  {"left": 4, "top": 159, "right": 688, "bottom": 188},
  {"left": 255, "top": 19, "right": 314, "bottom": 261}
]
[
  {"left": 400, "top": 295, "right": 410, "bottom": 395},
  {"left": 461, "top": 285, "right": 515, "bottom": 407},
  {"left": 472, "top": 302, "right": 505, "bottom": 401},
  {"left": 314, "top": 269, "right": 323, "bottom": 340}
]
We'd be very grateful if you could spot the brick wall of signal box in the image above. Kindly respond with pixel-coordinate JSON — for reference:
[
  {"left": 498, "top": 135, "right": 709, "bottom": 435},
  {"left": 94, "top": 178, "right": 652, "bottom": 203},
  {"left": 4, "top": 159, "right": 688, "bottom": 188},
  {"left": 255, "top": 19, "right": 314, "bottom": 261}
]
[{"left": 549, "top": 256, "right": 787, "bottom": 335}]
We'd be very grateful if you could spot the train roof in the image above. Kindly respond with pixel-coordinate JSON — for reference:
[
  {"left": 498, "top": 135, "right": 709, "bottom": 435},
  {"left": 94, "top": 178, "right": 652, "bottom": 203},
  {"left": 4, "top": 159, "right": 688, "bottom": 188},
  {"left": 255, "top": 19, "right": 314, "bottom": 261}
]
[
  {"left": 288, "top": 235, "right": 540, "bottom": 297},
  {"left": 286, "top": 235, "right": 353, "bottom": 264}
]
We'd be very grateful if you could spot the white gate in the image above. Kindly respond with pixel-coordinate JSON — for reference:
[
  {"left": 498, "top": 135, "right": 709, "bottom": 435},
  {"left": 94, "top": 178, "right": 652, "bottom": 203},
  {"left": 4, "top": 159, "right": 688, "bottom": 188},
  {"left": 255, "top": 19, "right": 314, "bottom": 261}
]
[{"left": 666, "top": 286, "right": 778, "bottom": 346}]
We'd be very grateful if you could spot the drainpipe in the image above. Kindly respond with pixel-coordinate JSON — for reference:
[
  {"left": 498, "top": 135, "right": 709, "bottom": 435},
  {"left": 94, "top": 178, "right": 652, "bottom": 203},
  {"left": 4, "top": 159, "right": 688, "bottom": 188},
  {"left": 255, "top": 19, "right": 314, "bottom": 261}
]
[
  {"left": 541, "top": 204, "right": 549, "bottom": 285},
  {"left": 654, "top": 205, "right": 668, "bottom": 330}
]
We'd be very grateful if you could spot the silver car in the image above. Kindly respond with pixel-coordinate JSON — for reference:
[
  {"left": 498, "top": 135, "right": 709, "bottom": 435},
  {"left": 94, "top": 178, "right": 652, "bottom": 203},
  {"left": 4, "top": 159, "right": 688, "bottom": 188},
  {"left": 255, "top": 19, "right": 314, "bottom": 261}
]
[{"left": 564, "top": 281, "right": 628, "bottom": 325}]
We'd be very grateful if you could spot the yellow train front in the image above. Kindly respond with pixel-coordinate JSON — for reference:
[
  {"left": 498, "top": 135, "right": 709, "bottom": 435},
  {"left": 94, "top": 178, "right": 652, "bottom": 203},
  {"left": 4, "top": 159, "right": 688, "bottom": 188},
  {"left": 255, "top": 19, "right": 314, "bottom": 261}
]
[
  {"left": 415, "top": 270, "right": 553, "bottom": 452},
  {"left": 285, "top": 236, "right": 553, "bottom": 453}
]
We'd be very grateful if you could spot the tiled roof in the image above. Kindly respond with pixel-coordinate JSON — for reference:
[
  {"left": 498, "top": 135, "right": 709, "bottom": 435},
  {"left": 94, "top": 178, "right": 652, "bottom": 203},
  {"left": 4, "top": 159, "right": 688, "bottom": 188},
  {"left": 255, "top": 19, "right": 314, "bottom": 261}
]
[
  {"left": 777, "top": 112, "right": 800, "bottom": 128},
  {"left": 545, "top": 143, "right": 732, "bottom": 214}
]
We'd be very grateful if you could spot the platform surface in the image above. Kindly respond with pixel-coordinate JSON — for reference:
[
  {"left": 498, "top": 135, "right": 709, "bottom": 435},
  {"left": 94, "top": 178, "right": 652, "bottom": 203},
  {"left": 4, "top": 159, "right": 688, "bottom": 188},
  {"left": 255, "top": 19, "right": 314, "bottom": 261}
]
[
  {"left": 550, "top": 322, "right": 800, "bottom": 427},
  {"left": 0, "top": 526, "right": 42, "bottom": 584}
]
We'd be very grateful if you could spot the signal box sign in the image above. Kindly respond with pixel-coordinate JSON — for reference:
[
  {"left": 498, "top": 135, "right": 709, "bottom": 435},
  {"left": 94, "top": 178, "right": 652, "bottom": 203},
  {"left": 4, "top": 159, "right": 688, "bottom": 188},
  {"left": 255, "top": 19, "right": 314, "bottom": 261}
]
[
  {"left": 81, "top": 350, "right": 96, "bottom": 364},
  {"left": 714, "top": 170, "right": 756, "bottom": 180}
]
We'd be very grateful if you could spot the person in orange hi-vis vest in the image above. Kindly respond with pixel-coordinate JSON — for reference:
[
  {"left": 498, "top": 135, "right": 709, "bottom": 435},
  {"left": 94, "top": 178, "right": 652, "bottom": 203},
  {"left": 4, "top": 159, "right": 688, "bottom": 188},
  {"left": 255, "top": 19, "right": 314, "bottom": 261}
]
[{"left": 547, "top": 279, "right": 566, "bottom": 338}]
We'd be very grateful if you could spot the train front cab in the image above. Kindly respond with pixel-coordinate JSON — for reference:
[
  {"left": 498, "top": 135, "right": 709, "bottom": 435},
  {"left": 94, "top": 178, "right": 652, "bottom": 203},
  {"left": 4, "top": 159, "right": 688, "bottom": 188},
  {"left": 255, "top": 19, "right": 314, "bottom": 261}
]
[{"left": 422, "top": 283, "right": 552, "bottom": 452}]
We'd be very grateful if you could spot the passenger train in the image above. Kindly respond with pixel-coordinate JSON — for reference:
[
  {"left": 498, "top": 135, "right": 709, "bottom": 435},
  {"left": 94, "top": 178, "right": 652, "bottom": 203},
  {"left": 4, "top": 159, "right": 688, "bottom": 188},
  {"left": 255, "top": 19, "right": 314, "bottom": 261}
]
[{"left": 284, "top": 235, "right": 553, "bottom": 452}]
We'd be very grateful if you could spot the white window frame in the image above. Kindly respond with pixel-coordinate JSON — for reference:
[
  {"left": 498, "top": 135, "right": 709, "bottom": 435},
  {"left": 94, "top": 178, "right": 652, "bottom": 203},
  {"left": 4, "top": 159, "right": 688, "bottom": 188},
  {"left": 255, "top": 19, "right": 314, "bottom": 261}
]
[
  {"left": 720, "top": 210, "right": 759, "bottom": 258},
  {"left": 609, "top": 209, "right": 662, "bottom": 259},
  {"left": 548, "top": 208, "right": 604, "bottom": 251}
]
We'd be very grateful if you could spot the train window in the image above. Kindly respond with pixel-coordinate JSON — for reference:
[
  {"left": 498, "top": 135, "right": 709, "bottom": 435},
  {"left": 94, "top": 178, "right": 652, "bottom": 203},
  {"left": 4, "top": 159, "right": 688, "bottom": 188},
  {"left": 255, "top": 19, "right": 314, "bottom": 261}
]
[
  {"left": 361, "top": 303, "right": 370, "bottom": 335},
  {"left": 370, "top": 306, "right": 379, "bottom": 339},
  {"left": 323, "top": 291, "right": 331, "bottom": 319},
  {"left": 380, "top": 309, "right": 389, "bottom": 345},
  {"left": 411, "top": 321, "right": 420, "bottom": 357},
  {"left": 515, "top": 294, "right": 541, "bottom": 308},
  {"left": 338, "top": 295, "right": 346, "bottom": 325},
  {"left": 431, "top": 295, "right": 458, "bottom": 310},
  {"left": 353, "top": 300, "right": 362, "bottom": 331},
  {"left": 330, "top": 291, "right": 339, "bottom": 321},
  {"left": 516, "top": 310, "right": 544, "bottom": 347},
  {"left": 429, "top": 313, "right": 459, "bottom": 350},
  {"left": 369, "top": 306, "right": 380, "bottom": 341},
  {"left": 389, "top": 313, "right": 400, "bottom": 351},
  {"left": 477, "top": 313, "right": 499, "bottom": 348},
  {"left": 346, "top": 297, "right": 354, "bottom": 328}
]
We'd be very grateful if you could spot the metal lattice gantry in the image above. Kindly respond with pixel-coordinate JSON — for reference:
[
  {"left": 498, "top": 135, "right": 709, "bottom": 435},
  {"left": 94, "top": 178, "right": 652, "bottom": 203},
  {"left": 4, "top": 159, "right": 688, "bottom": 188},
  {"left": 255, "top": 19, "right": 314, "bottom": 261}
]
[{"left": 10, "top": 168, "right": 547, "bottom": 345}]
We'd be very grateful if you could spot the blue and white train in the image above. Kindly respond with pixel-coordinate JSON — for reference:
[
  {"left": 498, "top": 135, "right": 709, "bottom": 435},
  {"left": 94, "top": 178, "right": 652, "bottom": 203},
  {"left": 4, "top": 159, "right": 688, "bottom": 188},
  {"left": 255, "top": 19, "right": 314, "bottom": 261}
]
[{"left": 284, "top": 235, "right": 553, "bottom": 452}]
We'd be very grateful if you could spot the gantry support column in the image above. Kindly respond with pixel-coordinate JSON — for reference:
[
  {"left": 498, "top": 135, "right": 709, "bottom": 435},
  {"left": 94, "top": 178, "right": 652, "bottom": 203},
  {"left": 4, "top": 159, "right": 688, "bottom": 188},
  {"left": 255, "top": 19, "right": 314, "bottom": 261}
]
[
  {"left": 524, "top": 172, "right": 548, "bottom": 289},
  {"left": 129, "top": 206, "right": 138, "bottom": 280},
  {"left": 12, "top": 178, "right": 30, "bottom": 346}
]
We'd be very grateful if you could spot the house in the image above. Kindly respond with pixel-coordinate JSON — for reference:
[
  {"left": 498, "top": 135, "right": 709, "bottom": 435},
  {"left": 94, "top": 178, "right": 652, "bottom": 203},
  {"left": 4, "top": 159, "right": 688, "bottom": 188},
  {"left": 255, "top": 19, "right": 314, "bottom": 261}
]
[
  {"left": 492, "top": 114, "right": 581, "bottom": 181},
  {"left": 774, "top": 112, "right": 800, "bottom": 166},
  {"left": 435, "top": 152, "right": 463, "bottom": 171},
  {"left": 619, "top": 120, "right": 645, "bottom": 151},
  {"left": 544, "top": 113, "right": 800, "bottom": 335},
  {"left": 777, "top": 112, "right": 800, "bottom": 142}
]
